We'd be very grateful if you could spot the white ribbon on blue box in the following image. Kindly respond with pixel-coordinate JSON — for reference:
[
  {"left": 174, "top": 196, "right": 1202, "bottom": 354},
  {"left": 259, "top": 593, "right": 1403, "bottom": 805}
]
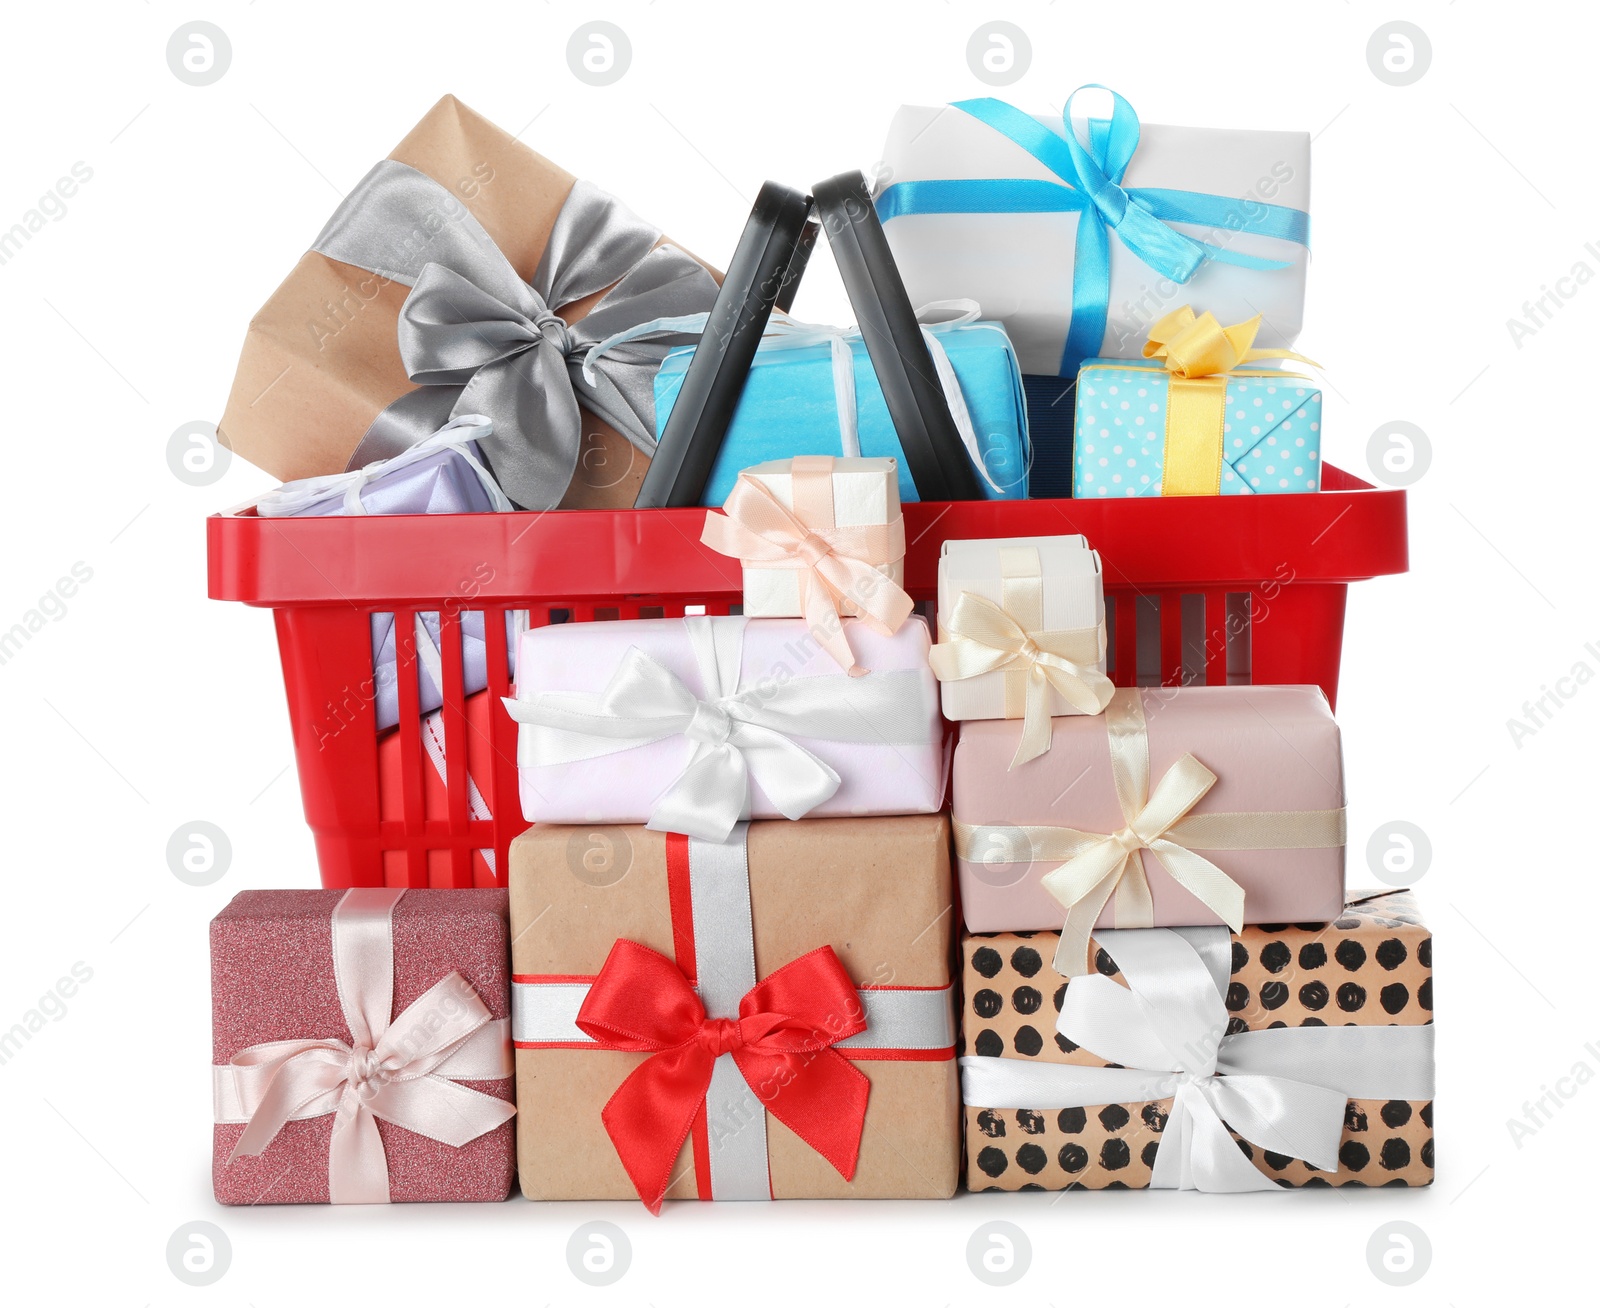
[
  {"left": 874, "top": 86, "right": 1311, "bottom": 382},
  {"left": 650, "top": 306, "right": 1030, "bottom": 506}
]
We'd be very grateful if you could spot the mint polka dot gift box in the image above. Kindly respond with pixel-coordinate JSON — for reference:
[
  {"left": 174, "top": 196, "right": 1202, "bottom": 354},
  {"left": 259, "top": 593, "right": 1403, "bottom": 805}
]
[{"left": 1073, "top": 307, "right": 1321, "bottom": 499}]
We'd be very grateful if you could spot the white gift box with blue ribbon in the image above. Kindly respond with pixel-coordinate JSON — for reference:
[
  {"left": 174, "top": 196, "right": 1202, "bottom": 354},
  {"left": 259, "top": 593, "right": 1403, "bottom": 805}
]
[{"left": 874, "top": 87, "right": 1311, "bottom": 385}]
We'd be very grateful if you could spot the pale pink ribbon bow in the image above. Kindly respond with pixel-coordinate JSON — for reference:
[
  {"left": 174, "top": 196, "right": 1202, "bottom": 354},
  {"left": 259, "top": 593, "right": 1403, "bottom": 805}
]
[
  {"left": 215, "top": 888, "right": 516, "bottom": 1203},
  {"left": 701, "top": 455, "right": 914, "bottom": 676}
]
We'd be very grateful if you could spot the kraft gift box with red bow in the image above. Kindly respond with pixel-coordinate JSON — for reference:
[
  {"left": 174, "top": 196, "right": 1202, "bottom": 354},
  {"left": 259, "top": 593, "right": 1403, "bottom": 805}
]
[
  {"left": 210, "top": 889, "right": 517, "bottom": 1204},
  {"left": 508, "top": 816, "right": 960, "bottom": 1207}
]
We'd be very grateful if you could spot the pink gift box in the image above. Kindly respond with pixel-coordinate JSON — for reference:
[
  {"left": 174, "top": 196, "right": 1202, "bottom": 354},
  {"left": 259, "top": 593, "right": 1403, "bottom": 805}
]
[
  {"left": 509, "top": 614, "right": 946, "bottom": 828},
  {"left": 211, "top": 890, "right": 514, "bottom": 1205},
  {"left": 954, "top": 685, "right": 1346, "bottom": 933}
]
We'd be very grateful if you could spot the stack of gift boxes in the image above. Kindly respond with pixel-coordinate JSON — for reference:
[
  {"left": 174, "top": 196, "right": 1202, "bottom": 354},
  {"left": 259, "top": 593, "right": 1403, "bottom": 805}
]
[{"left": 209, "top": 86, "right": 1432, "bottom": 1209}]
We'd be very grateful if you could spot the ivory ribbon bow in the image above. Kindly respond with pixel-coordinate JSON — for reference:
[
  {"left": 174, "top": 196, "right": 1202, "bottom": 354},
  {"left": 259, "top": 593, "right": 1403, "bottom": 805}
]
[
  {"left": 930, "top": 543, "right": 1113, "bottom": 765},
  {"left": 214, "top": 889, "right": 516, "bottom": 1203},
  {"left": 700, "top": 456, "right": 914, "bottom": 676},
  {"left": 959, "top": 925, "right": 1435, "bottom": 1191},
  {"left": 576, "top": 938, "right": 870, "bottom": 1215},
  {"left": 1140, "top": 306, "right": 1319, "bottom": 496},
  {"left": 956, "top": 689, "right": 1345, "bottom": 976},
  {"left": 503, "top": 615, "right": 934, "bottom": 842}
]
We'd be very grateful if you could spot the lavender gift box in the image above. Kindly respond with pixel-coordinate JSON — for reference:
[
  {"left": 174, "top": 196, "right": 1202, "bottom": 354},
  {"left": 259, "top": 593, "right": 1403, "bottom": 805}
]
[
  {"left": 254, "top": 415, "right": 518, "bottom": 731},
  {"left": 504, "top": 613, "right": 946, "bottom": 840}
]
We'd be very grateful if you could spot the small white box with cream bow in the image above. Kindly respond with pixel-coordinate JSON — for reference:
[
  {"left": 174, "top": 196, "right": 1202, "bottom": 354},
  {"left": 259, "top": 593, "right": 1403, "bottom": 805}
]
[
  {"left": 930, "top": 536, "right": 1113, "bottom": 766},
  {"left": 701, "top": 454, "right": 913, "bottom": 677}
]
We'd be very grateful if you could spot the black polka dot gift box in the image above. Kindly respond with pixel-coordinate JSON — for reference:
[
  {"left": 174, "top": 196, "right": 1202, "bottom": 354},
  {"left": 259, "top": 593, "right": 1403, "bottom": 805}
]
[{"left": 958, "top": 890, "right": 1434, "bottom": 1191}]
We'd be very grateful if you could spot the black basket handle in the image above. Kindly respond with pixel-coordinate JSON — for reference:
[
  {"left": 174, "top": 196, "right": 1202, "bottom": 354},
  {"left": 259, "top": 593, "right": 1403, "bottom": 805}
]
[
  {"left": 634, "top": 182, "right": 817, "bottom": 509},
  {"left": 811, "top": 170, "right": 984, "bottom": 501}
]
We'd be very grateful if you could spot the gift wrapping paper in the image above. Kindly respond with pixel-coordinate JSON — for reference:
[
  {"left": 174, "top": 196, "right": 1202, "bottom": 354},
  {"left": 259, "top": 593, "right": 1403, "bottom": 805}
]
[
  {"left": 509, "top": 815, "right": 960, "bottom": 1202},
  {"left": 954, "top": 685, "right": 1346, "bottom": 934},
  {"left": 665, "top": 320, "right": 1029, "bottom": 505},
  {"left": 1074, "top": 360, "right": 1322, "bottom": 498},
  {"left": 211, "top": 889, "right": 515, "bottom": 1204},
  {"left": 218, "top": 95, "right": 719, "bottom": 510},
  {"left": 876, "top": 94, "right": 1311, "bottom": 377},
  {"left": 506, "top": 614, "right": 946, "bottom": 835},
  {"left": 934, "top": 535, "right": 1106, "bottom": 722},
  {"left": 960, "top": 892, "right": 1434, "bottom": 1190}
]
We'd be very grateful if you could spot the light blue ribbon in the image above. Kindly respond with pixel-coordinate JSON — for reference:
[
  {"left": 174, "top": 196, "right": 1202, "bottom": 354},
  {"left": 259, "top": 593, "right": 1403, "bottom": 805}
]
[{"left": 875, "top": 86, "right": 1311, "bottom": 378}]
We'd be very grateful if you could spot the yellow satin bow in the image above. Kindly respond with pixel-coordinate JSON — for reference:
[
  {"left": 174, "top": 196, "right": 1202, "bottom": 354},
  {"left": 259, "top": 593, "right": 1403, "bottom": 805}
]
[{"left": 1138, "top": 307, "right": 1318, "bottom": 496}]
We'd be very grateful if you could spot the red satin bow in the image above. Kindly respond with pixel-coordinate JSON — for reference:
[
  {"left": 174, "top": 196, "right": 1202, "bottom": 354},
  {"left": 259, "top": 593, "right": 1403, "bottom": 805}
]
[{"left": 575, "top": 939, "right": 871, "bottom": 1214}]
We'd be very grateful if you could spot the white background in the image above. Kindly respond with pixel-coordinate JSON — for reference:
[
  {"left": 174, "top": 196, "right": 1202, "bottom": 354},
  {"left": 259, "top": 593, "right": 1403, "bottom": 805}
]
[{"left": 0, "top": 2, "right": 1585, "bottom": 1303}]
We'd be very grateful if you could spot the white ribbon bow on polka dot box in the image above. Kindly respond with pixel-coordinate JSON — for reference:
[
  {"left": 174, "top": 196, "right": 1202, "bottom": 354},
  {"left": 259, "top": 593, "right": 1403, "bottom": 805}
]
[{"left": 1073, "top": 340, "right": 1322, "bottom": 500}]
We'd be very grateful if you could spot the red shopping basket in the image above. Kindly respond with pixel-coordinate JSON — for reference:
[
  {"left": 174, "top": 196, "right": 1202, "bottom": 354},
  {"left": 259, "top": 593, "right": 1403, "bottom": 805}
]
[{"left": 207, "top": 468, "right": 1407, "bottom": 889}]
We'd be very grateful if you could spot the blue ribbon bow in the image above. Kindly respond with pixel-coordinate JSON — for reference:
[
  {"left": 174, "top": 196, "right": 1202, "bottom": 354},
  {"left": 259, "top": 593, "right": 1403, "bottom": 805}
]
[{"left": 875, "top": 86, "right": 1311, "bottom": 378}]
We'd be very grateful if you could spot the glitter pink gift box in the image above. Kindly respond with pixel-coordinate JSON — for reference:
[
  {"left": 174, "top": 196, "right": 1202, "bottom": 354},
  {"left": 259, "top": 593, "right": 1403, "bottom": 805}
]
[{"left": 210, "top": 889, "right": 515, "bottom": 1204}]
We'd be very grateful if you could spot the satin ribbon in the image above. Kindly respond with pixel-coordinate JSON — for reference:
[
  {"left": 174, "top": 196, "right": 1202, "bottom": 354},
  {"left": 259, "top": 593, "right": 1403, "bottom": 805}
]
[
  {"left": 589, "top": 300, "right": 1007, "bottom": 493},
  {"left": 930, "top": 543, "right": 1112, "bottom": 765},
  {"left": 954, "top": 689, "right": 1345, "bottom": 976},
  {"left": 959, "top": 925, "right": 1435, "bottom": 1191},
  {"left": 700, "top": 456, "right": 914, "bottom": 676},
  {"left": 502, "top": 615, "right": 935, "bottom": 842},
  {"left": 253, "top": 415, "right": 511, "bottom": 517},
  {"left": 875, "top": 86, "right": 1311, "bottom": 379},
  {"left": 1123, "top": 305, "right": 1319, "bottom": 496},
  {"left": 214, "top": 888, "right": 516, "bottom": 1203},
  {"left": 575, "top": 938, "right": 869, "bottom": 1215},
  {"left": 311, "top": 162, "right": 718, "bottom": 510}
]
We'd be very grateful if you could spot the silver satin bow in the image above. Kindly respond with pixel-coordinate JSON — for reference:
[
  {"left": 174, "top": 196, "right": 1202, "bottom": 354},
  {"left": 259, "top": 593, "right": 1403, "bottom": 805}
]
[
  {"left": 959, "top": 925, "right": 1435, "bottom": 1192},
  {"left": 313, "top": 160, "right": 719, "bottom": 510},
  {"left": 503, "top": 615, "right": 934, "bottom": 842}
]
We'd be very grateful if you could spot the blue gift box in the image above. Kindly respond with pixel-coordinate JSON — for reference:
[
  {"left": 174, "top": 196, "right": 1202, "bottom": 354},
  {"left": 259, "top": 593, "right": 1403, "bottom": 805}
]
[
  {"left": 1072, "top": 360, "right": 1322, "bottom": 499},
  {"left": 655, "top": 321, "right": 1031, "bottom": 505}
]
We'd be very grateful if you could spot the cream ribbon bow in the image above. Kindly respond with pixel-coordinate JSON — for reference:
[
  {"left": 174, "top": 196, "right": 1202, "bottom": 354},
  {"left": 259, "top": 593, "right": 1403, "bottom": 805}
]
[
  {"left": 959, "top": 925, "right": 1434, "bottom": 1191},
  {"left": 214, "top": 889, "right": 516, "bottom": 1203},
  {"left": 504, "top": 615, "right": 934, "bottom": 842},
  {"left": 930, "top": 543, "right": 1113, "bottom": 766},
  {"left": 956, "top": 689, "right": 1346, "bottom": 976},
  {"left": 701, "top": 456, "right": 913, "bottom": 676}
]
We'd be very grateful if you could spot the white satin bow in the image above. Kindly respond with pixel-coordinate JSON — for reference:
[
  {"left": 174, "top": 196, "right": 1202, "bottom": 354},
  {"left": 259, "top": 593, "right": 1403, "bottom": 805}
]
[
  {"left": 504, "top": 615, "right": 933, "bottom": 843},
  {"left": 959, "top": 926, "right": 1435, "bottom": 1192}
]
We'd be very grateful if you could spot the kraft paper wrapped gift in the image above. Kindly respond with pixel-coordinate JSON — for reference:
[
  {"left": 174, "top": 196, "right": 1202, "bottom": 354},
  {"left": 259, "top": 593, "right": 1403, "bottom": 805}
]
[
  {"left": 930, "top": 536, "right": 1111, "bottom": 758},
  {"left": 219, "top": 95, "right": 719, "bottom": 511},
  {"left": 658, "top": 315, "right": 1029, "bottom": 504},
  {"left": 959, "top": 891, "right": 1434, "bottom": 1192},
  {"left": 504, "top": 613, "right": 946, "bottom": 841},
  {"left": 509, "top": 815, "right": 960, "bottom": 1207},
  {"left": 699, "top": 455, "right": 915, "bottom": 676},
  {"left": 874, "top": 86, "right": 1311, "bottom": 381},
  {"left": 953, "top": 685, "right": 1346, "bottom": 973},
  {"left": 1073, "top": 308, "right": 1322, "bottom": 499},
  {"left": 211, "top": 889, "right": 516, "bottom": 1204}
]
